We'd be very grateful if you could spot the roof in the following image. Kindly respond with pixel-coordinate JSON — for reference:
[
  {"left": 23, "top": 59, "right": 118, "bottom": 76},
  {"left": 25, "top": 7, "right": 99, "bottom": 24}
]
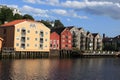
[
  {"left": 78, "top": 28, "right": 82, "bottom": 30},
  {"left": 67, "top": 26, "right": 74, "bottom": 30},
  {"left": 51, "top": 27, "right": 66, "bottom": 35},
  {"left": 92, "top": 33, "right": 98, "bottom": 37},
  {"left": 114, "top": 35, "right": 120, "bottom": 39},
  {"left": 1, "top": 19, "right": 34, "bottom": 27}
]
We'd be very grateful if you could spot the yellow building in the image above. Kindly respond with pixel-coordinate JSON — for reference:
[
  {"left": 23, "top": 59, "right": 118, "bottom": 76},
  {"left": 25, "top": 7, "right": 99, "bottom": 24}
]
[{"left": 0, "top": 20, "right": 50, "bottom": 53}]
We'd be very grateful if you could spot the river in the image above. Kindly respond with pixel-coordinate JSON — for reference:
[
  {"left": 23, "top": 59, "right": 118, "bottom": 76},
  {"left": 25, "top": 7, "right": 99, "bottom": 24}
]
[{"left": 0, "top": 58, "right": 120, "bottom": 80}]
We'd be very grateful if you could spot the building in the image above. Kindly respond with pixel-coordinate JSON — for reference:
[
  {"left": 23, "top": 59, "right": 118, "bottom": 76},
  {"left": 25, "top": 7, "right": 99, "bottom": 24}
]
[
  {"left": 50, "top": 31, "right": 60, "bottom": 50},
  {"left": 92, "top": 33, "right": 102, "bottom": 50},
  {"left": 78, "top": 28, "right": 86, "bottom": 51},
  {"left": 103, "top": 35, "right": 120, "bottom": 51},
  {"left": 86, "top": 32, "right": 94, "bottom": 51},
  {"left": 0, "top": 37, "right": 3, "bottom": 51},
  {"left": 0, "top": 19, "right": 50, "bottom": 53},
  {"left": 0, "top": 5, "right": 21, "bottom": 15},
  {"left": 68, "top": 26, "right": 80, "bottom": 50},
  {"left": 51, "top": 27, "right": 72, "bottom": 50}
]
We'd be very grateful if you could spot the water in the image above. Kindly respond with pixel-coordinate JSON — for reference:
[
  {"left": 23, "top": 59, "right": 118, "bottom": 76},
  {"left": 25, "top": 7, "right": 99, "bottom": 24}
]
[{"left": 0, "top": 58, "right": 120, "bottom": 80}]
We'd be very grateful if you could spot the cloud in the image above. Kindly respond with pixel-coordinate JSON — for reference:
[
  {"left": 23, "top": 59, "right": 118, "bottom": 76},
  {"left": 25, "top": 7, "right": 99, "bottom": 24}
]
[
  {"left": 23, "top": 0, "right": 120, "bottom": 19},
  {"left": 21, "top": 5, "right": 49, "bottom": 18},
  {"left": 51, "top": 9, "right": 88, "bottom": 19},
  {"left": 23, "top": 0, "right": 59, "bottom": 6},
  {"left": 61, "top": 0, "right": 120, "bottom": 19},
  {"left": 23, "top": 0, "right": 36, "bottom": 3}
]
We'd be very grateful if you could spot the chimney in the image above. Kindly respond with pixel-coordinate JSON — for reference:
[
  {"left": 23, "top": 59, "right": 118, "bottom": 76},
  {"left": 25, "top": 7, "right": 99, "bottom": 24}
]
[{"left": 103, "top": 33, "right": 105, "bottom": 38}]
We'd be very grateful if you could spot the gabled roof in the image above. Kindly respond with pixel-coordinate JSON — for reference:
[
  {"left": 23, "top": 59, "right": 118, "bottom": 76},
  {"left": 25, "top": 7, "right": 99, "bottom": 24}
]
[
  {"left": 87, "top": 31, "right": 91, "bottom": 35},
  {"left": 1, "top": 19, "right": 34, "bottom": 27},
  {"left": 67, "top": 26, "right": 74, "bottom": 30},
  {"left": 51, "top": 27, "right": 66, "bottom": 35},
  {"left": 114, "top": 35, "right": 120, "bottom": 39},
  {"left": 78, "top": 28, "right": 82, "bottom": 30},
  {"left": 92, "top": 33, "right": 99, "bottom": 37}
]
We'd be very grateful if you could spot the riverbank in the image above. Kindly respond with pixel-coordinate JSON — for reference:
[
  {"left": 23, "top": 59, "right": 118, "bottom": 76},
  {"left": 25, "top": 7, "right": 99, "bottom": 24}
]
[{"left": 0, "top": 50, "right": 120, "bottom": 59}]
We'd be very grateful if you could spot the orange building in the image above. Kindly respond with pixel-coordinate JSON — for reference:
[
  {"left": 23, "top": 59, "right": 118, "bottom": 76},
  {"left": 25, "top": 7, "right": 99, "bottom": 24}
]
[{"left": 0, "top": 19, "right": 50, "bottom": 53}]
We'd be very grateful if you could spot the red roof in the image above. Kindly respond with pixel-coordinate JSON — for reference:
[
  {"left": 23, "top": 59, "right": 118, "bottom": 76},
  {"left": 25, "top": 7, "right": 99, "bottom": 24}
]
[{"left": 1, "top": 19, "right": 34, "bottom": 27}]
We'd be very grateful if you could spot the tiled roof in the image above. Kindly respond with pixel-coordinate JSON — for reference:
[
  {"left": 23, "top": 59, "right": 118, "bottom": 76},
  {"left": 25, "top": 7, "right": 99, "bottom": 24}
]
[
  {"left": 51, "top": 27, "right": 66, "bottom": 35},
  {"left": 1, "top": 19, "right": 34, "bottom": 27}
]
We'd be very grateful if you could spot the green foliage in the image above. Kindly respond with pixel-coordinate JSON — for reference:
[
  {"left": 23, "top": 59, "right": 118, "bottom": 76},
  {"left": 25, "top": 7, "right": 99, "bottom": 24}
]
[
  {"left": 23, "top": 14, "right": 34, "bottom": 20},
  {"left": 40, "top": 20, "right": 52, "bottom": 28},
  {"left": 0, "top": 6, "right": 35, "bottom": 25},
  {"left": 13, "top": 13, "right": 23, "bottom": 20},
  {"left": 0, "top": 7, "right": 14, "bottom": 24},
  {"left": 54, "top": 20, "right": 64, "bottom": 27}
]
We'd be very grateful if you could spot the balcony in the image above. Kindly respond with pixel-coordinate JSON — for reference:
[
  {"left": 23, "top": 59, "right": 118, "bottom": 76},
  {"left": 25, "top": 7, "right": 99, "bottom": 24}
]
[
  {"left": 21, "top": 37, "right": 26, "bottom": 43},
  {"left": 40, "top": 31, "right": 44, "bottom": 38},
  {"left": 40, "top": 44, "right": 43, "bottom": 49},
  {"left": 21, "top": 43, "right": 25, "bottom": 49},
  {"left": 21, "top": 29, "right": 26, "bottom": 37},
  {"left": 40, "top": 38, "right": 43, "bottom": 43}
]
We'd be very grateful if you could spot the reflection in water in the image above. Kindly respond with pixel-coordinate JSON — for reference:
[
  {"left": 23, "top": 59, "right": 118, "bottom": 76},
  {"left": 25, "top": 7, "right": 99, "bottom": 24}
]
[{"left": 0, "top": 58, "right": 120, "bottom": 80}]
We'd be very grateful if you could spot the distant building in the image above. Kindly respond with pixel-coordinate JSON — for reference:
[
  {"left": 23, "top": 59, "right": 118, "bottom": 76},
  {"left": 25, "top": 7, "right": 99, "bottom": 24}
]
[
  {"left": 103, "top": 35, "right": 120, "bottom": 51},
  {"left": 78, "top": 28, "right": 86, "bottom": 51},
  {"left": 68, "top": 26, "right": 80, "bottom": 50},
  {"left": 86, "top": 32, "right": 94, "bottom": 51},
  {"left": 0, "top": 5, "right": 21, "bottom": 15},
  {"left": 0, "top": 19, "right": 50, "bottom": 53},
  {"left": 50, "top": 32, "right": 60, "bottom": 50},
  {"left": 51, "top": 27, "right": 72, "bottom": 50},
  {"left": 92, "top": 33, "right": 102, "bottom": 50}
]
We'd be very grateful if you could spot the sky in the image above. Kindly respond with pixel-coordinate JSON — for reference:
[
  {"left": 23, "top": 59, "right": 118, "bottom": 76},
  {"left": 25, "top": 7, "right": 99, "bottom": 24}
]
[{"left": 0, "top": 0, "right": 120, "bottom": 37}]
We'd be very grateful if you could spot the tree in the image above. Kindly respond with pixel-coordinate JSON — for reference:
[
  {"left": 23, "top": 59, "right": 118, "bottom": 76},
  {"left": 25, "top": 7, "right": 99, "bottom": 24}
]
[
  {"left": 13, "top": 13, "right": 23, "bottom": 20},
  {"left": 40, "top": 20, "right": 52, "bottom": 28},
  {"left": 0, "top": 7, "right": 14, "bottom": 24},
  {"left": 54, "top": 20, "right": 64, "bottom": 27},
  {"left": 23, "top": 14, "right": 34, "bottom": 20}
]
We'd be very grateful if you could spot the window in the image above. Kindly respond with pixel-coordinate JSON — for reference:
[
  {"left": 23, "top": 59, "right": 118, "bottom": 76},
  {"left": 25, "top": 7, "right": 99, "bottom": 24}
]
[
  {"left": 53, "top": 44, "right": 56, "bottom": 48},
  {"left": 35, "top": 31, "right": 38, "bottom": 34},
  {"left": 45, "top": 45, "right": 47, "bottom": 47},
  {"left": 27, "top": 37, "right": 29, "bottom": 40},
  {"left": 35, "top": 44, "right": 37, "bottom": 47},
  {"left": 16, "top": 43, "right": 19, "bottom": 46},
  {"left": 40, "top": 44, "right": 43, "bottom": 49},
  {"left": 40, "top": 31, "right": 44, "bottom": 37},
  {"left": 27, "top": 30, "right": 30, "bottom": 33},
  {"left": 65, "top": 45, "right": 68, "bottom": 48},
  {"left": 45, "top": 32, "right": 48, "bottom": 35},
  {"left": 17, "top": 29, "right": 20, "bottom": 32},
  {"left": 45, "top": 39, "right": 47, "bottom": 41},
  {"left": 40, "top": 38, "right": 43, "bottom": 43},
  {"left": 21, "top": 44, "right": 25, "bottom": 49},
  {"left": 50, "top": 44, "right": 52, "bottom": 47},
  {"left": 27, "top": 44, "right": 29, "bottom": 47},
  {"left": 35, "top": 38, "right": 37, "bottom": 41}
]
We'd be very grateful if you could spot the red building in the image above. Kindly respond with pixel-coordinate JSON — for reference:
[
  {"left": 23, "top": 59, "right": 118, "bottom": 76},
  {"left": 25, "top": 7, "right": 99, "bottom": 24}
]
[
  {"left": 50, "top": 32, "right": 60, "bottom": 50},
  {"left": 51, "top": 27, "right": 72, "bottom": 50}
]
